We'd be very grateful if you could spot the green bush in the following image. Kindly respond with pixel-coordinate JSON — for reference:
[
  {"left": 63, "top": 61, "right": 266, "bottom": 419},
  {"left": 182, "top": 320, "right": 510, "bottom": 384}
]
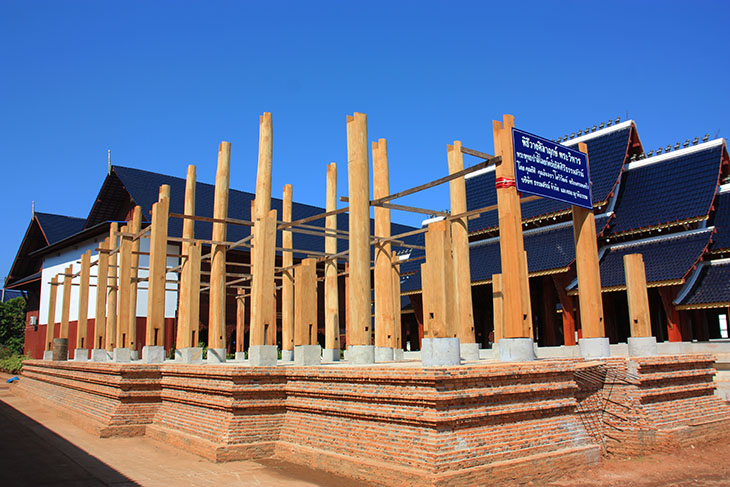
[
  {"left": 0, "top": 349, "right": 29, "bottom": 374},
  {"left": 0, "top": 297, "right": 26, "bottom": 355}
]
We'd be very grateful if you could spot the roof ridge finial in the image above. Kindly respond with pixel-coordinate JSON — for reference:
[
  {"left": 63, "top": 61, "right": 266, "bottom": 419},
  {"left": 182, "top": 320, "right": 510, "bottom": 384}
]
[
  {"left": 108, "top": 149, "right": 112, "bottom": 175},
  {"left": 32, "top": 200, "right": 35, "bottom": 218}
]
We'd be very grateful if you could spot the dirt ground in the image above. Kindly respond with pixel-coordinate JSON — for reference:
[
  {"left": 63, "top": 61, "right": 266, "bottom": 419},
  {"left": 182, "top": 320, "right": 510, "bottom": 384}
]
[{"left": 2, "top": 371, "right": 729, "bottom": 486}]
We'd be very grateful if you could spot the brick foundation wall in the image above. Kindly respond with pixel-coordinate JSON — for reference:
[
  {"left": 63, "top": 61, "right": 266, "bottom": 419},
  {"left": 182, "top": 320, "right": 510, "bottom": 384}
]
[{"left": 13, "top": 355, "right": 730, "bottom": 486}]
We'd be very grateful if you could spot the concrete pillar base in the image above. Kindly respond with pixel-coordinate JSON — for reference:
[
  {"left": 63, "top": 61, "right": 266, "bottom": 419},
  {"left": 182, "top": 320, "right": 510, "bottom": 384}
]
[
  {"left": 280, "top": 349, "right": 294, "bottom": 361},
  {"left": 294, "top": 345, "right": 321, "bottom": 366},
  {"left": 175, "top": 347, "right": 203, "bottom": 364},
  {"left": 131, "top": 350, "right": 140, "bottom": 361},
  {"left": 248, "top": 345, "right": 277, "bottom": 366},
  {"left": 460, "top": 342, "right": 480, "bottom": 361},
  {"left": 142, "top": 346, "right": 165, "bottom": 364},
  {"left": 393, "top": 348, "right": 404, "bottom": 361},
  {"left": 206, "top": 347, "right": 227, "bottom": 364},
  {"left": 234, "top": 351, "right": 247, "bottom": 362},
  {"left": 375, "top": 346, "right": 394, "bottom": 362},
  {"left": 321, "top": 348, "right": 340, "bottom": 362},
  {"left": 91, "top": 349, "right": 110, "bottom": 362},
  {"left": 42, "top": 350, "right": 53, "bottom": 361},
  {"left": 579, "top": 337, "right": 611, "bottom": 359},
  {"left": 347, "top": 345, "right": 375, "bottom": 365},
  {"left": 113, "top": 348, "right": 132, "bottom": 363},
  {"left": 498, "top": 338, "right": 535, "bottom": 362},
  {"left": 628, "top": 336, "right": 658, "bottom": 357},
  {"left": 72, "top": 349, "right": 88, "bottom": 362},
  {"left": 422, "top": 337, "right": 461, "bottom": 367}
]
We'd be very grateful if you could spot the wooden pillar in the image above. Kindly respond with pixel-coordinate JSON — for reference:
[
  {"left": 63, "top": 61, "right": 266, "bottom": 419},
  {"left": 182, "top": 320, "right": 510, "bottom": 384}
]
[
  {"left": 448, "top": 141, "right": 477, "bottom": 345},
  {"left": 552, "top": 274, "right": 576, "bottom": 345},
  {"left": 572, "top": 143, "right": 605, "bottom": 339},
  {"left": 106, "top": 223, "right": 118, "bottom": 350},
  {"left": 60, "top": 264, "right": 73, "bottom": 339},
  {"left": 659, "top": 287, "right": 683, "bottom": 342},
  {"left": 236, "top": 288, "right": 246, "bottom": 352},
  {"left": 493, "top": 115, "right": 530, "bottom": 338},
  {"left": 373, "top": 140, "right": 395, "bottom": 350},
  {"left": 422, "top": 220, "right": 456, "bottom": 338},
  {"left": 624, "top": 254, "right": 651, "bottom": 337},
  {"left": 76, "top": 250, "right": 91, "bottom": 350},
  {"left": 521, "top": 250, "right": 534, "bottom": 338},
  {"left": 392, "top": 255, "right": 402, "bottom": 350},
  {"left": 45, "top": 276, "right": 59, "bottom": 351},
  {"left": 94, "top": 238, "right": 109, "bottom": 350},
  {"left": 346, "top": 112, "right": 372, "bottom": 347},
  {"left": 146, "top": 185, "right": 170, "bottom": 347},
  {"left": 128, "top": 206, "right": 141, "bottom": 351},
  {"left": 324, "top": 165, "right": 340, "bottom": 352},
  {"left": 492, "top": 274, "right": 503, "bottom": 342},
  {"left": 294, "top": 258, "right": 318, "bottom": 346},
  {"left": 250, "top": 209, "right": 277, "bottom": 346},
  {"left": 209, "top": 142, "right": 230, "bottom": 350},
  {"left": 177, "top": 166, "right": 197, "bottom": 349},
  {"left": 281, "top": 184, "right": 294, "bottom": 353},
  {"left": 344, "top": 262, "right": 350, "bottom": 347},
  {"left": 117, "top": 224, "right": 132, "bottom": 348}
]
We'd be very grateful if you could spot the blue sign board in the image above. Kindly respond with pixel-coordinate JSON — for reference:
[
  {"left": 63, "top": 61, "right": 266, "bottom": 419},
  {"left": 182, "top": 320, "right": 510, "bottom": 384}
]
[{"left": 512, "top": 128, "right": 592, "bottom": 209}]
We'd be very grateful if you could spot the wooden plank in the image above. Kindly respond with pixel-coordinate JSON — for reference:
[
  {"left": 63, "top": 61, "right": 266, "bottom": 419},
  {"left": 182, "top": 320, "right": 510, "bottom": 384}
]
[
  {"left": 493, "top": 115, "right": 530, "bottom": 339},
  {"left": 60, "top": 264, "right": 73, "bottom": 339},
  {"left": 347, "top": 112, "right": 372, "bottom": 347},
  {"left": 169, "top": 212, "right": 252, "bottom": 228},
  {"left": 624, "top": 253, "right": 651, "bottom": 338},
  {"left": 146, "top": 186, "right": 170, "bottom": 347},
  {"left": 76, "top": 250, "right": 91, "bottom": 349},
  {"left": 492, "top": 274, "right": 503, "bottom": 342},
  {"left": 460, "top": 146, "right": 495, "bottom": 160},
  {"left": 177, "top": 166, "right": 196, "bottom": 349},
  {"left": 422, "top": 220, "right": 456, "bottom": 338},
  {"left": 325, "top": 164, "right": 340, "bottom": 352},
  {"left": 448, "top": 141, "right": 476, "bottom": 345},
  {"left": 209, "top": 142, "right": 230, "bottom": 350},
  {"left": 45, "top": 276, "right": 59, "bottom": 351},
  {"left": 294, "top": 258, "right": 318, "bottom": 346},
  {"left": 105, "top": 223, "right": 118, "bottom": 350},
  {"left": 373, "top": 139, "right": 395, "bottom": 350},
  {"left": 572, "top": 142, "right": 605, "bottom": 339}
]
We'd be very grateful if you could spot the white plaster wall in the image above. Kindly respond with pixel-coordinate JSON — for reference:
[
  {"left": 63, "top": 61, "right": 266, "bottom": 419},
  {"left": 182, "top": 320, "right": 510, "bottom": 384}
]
[{"left": 39, "top": 233, "right": 180, "bottom": 325}]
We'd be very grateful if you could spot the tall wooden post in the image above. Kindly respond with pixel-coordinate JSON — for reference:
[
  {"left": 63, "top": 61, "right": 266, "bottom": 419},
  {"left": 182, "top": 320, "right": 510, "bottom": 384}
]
[
  {"left": 659, "top": 287, "right": 683, "bottom": 342},
  {"left": 209, "top": 142, "right": 230, "bottom": 359},
  {"left": 391, "top": 255, "right": 402, "bottom": 352},
  {"left": 146, "top": 185, "right": 170, "bottom": 348},
  {"left": 76, "top": 250, "right": 91, "bottom": 351},
  {"left": 60, "top": 264, "right": 73, "bottom": 339},
  {"left": 373, "top": 140, "right": 395, "bottom": 360},
  {"left": 94, "top": 238, "right": 109, "bottom": 350},
  {"left": 521, "top": 250, "right": 534, "bottom": 338},
  {"left": 45, "top": 276, "right": 59, "bottom": 352},
  {"left": 128, "top": 206, "right": 142, "bottom": 351},
  {"left": 422, "top": 220, "right": 456, "bottom": 339},
  {"left": 346, "top": 113, "right": 373, "bottom": 362},
  {"left": 118, "top": 224, "right": 132, "bottom": 348},
  {"left": 572, "top": 143, "right": 605, "bottom": 340},
  {"left": 281, "top": 184, "right": 294, "bottom": 359},
  {"left": 448, "top": 141, "right": 478, "bottom": 358},
  {"left": 106, "top": 223, "right": 118, "bottom": 351},
  {"left": 493, "top": 115, "right": 530, "bottom": 339},
  {"left": 492, "top": 273, "right": 503, "bottom": 343},
  {"left": 177, "top": 165, "right": 197, "bottom": 350},
  {"left": 324, "top": 165, "right": 341, "bottom": 359},
  {"left": 624, "top": 253, "right": 651, "bottom": 337},
  {"left": 236, "top": 288, "right": 246, "bottom": 353},
  {"left": 294, "top": 259, "right": 318, "bottom": 346}
]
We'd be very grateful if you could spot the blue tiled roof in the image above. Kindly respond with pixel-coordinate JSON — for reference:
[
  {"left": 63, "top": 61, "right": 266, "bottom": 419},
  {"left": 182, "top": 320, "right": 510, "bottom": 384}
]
[
  {"left": 113, "top": 166, "right": 418, "bottom": 257},
  {"left": 609, "top": 145, "right": 722, "bottom": 235},
  {"left": 677, "top": 260, "right": 730, "bottom": 307},
  {"left": 400, "top": 214, "right": 611, "bottom": 293},
  {"left": 710, "top": 190, "right": 730, "bottom": 251},
  {"left": 34, "top": 212, "right": 86, "bottom": 245},
  {"left": 466, "top": 126, "right": 630, "bottom": 233},
  {"left": 597, "top": 229, "right": 713, "bottom": 289}
]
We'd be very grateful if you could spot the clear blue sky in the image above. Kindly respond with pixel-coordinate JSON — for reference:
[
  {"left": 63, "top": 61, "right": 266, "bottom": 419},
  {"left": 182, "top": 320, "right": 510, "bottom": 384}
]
[{"left": 2, "top": 1, "right": 729, "bottom": 281}]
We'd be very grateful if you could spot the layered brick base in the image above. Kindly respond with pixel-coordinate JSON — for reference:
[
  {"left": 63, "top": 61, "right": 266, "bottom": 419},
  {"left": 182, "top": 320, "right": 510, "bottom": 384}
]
[{"left": 14, "top": 355, "right": 730, "bottom": 486}]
